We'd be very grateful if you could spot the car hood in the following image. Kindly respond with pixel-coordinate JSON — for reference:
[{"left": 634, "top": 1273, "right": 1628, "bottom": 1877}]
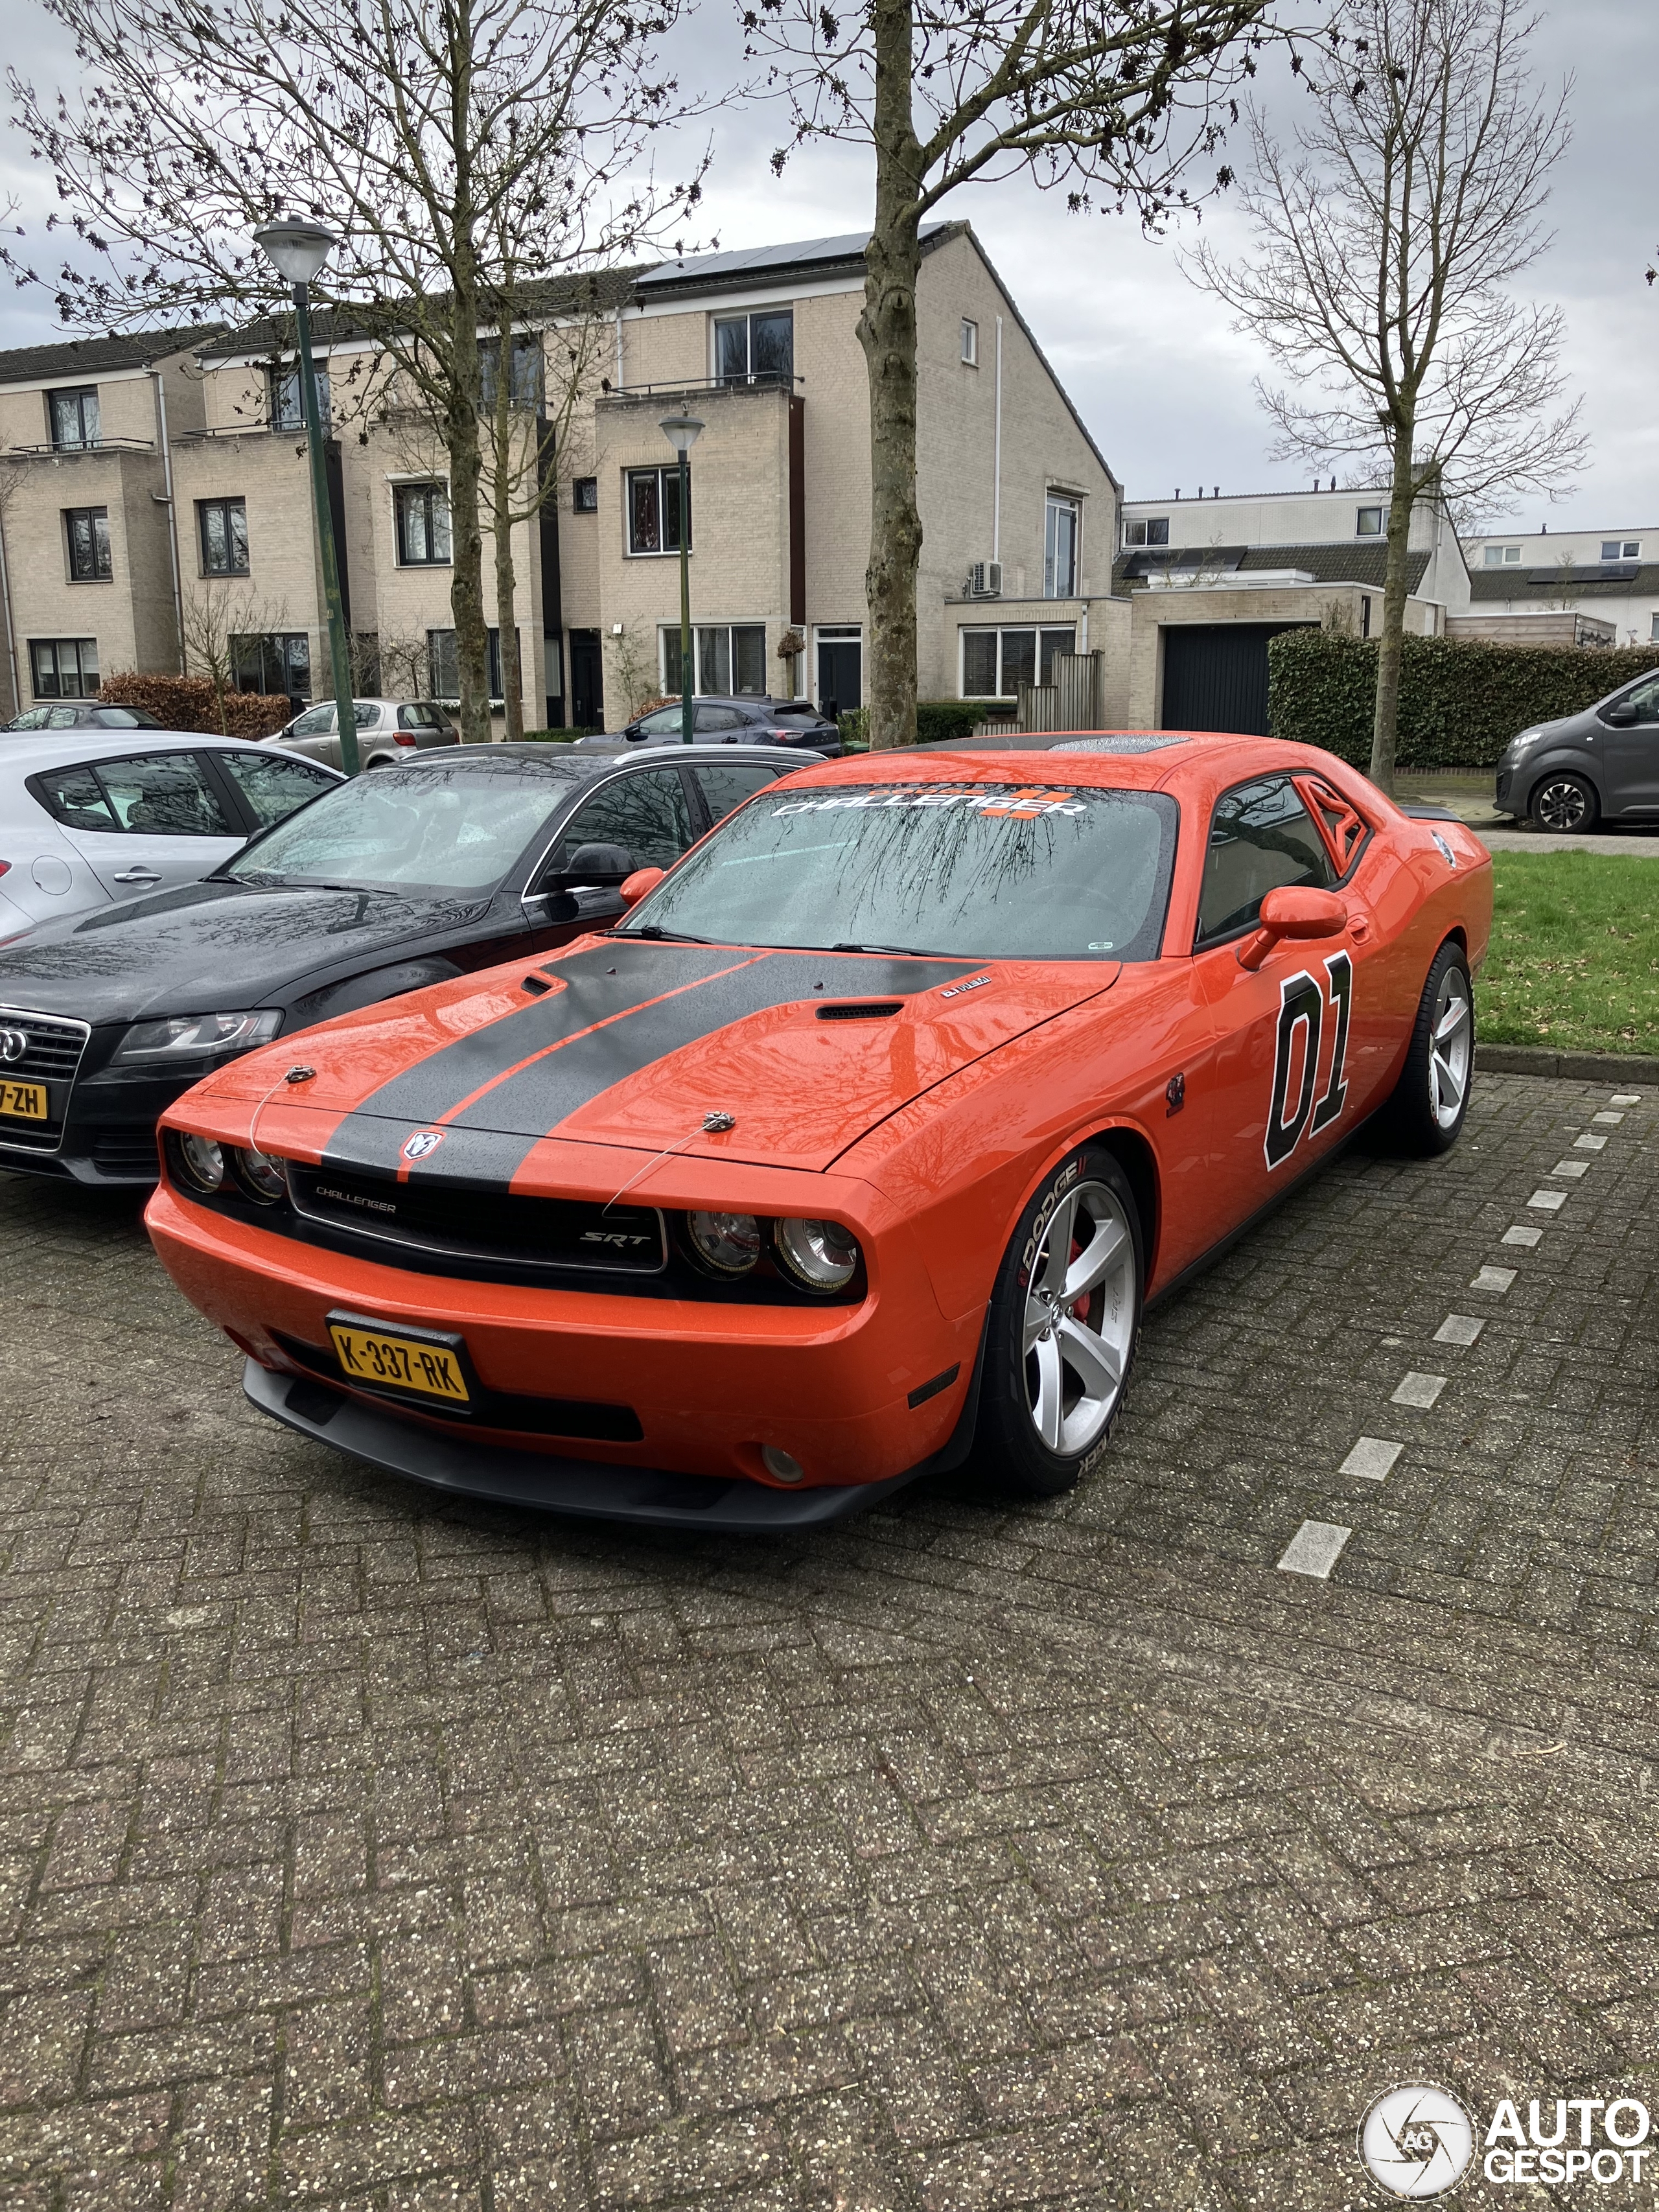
[
  {"left": 203, "top": 937, "right": 1119, "bottom": 1175},
  {"left": 0, "top": 878, "right": 491, "bottom": 1025}
]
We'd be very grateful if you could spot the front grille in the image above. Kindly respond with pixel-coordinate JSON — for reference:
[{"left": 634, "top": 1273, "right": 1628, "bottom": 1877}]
[
  {"left": 288, "top": 1165, "right": 667, "bottom": 1275},
  {"left": 272, "top": 1332, "right": 643, "bottom": 1439},
  {"left": 91, "top": 1125, "right": 163, "bottom": 1178},
  {"left": 0, "top": 1005, "right": 89, "bottom": 1156}
]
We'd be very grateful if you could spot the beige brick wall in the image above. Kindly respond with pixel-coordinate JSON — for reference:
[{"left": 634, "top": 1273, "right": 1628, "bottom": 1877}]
[{"left": 170, "top": 431, "right": 323, "bottom": 678}]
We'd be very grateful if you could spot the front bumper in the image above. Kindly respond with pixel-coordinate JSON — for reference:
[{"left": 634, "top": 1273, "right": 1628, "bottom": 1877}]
[
  {"left": 1492, "top": 764, "right": 1518, "bottom": 819},
  {"left": 0, "top": 1065, "right": 192, "bottom": 1184},
  {"left": 247, "top": 1359, "right": 931, "bottom": 1530}
]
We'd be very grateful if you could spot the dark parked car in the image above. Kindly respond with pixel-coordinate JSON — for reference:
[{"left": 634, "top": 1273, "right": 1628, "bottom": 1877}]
[
  {"left": 0, "top": 742, "right": 817, "bottom": 1184},
  {"left": 1493, "top": 667, "right": 1659, "bottom": 832},
  {"left": 585, "top": 697, "right": 842, "bottom": 754},
  {"left": 6, "top": 703, "right": 165, "bottom": 732}
]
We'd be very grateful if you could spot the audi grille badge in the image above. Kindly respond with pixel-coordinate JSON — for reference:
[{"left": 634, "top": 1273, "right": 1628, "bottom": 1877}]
[{"left": 0, "top": 1028, "right": 28, "bottom": 1065}]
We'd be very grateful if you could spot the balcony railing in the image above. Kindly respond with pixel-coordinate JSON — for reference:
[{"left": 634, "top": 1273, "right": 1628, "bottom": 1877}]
[
  {"left": 599, "top": 374, "right": 804, "bottom": 401},
  {"left": 5, "top": 436, "right": 156, "bottom": 456}
]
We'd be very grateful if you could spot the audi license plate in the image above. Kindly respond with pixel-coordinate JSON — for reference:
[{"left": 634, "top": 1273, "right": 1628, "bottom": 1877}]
[
  {"left": 0, "top": 1080, "right": 48, "bottom": 1123},
  {"left": 327, "top": 1314, "right": 472, "bottom": 1404}
]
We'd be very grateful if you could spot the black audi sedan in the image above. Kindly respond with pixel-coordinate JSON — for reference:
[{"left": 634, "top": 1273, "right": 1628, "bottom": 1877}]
[{"left": 0, "top": 742, "right": 816, "bottom": 1183}]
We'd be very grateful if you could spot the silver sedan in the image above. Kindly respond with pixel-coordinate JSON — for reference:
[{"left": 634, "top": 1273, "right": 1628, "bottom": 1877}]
[{"left": 0, "top": 730, "right": 342, "bottom": 938}]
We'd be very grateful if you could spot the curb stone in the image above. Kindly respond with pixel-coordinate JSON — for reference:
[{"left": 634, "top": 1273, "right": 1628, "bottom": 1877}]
[{"left": 1474, "top": 1041, "right": 1659, "bottom": 1080}]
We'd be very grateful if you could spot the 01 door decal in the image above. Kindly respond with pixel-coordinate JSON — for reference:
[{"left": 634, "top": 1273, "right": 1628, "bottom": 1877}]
[{"left": 1265, "top": 951, "right": 1354, "bottom": 1170}]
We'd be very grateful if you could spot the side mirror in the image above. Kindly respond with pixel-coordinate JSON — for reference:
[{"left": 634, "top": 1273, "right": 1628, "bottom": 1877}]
[
  {"left": 1237, "top": 886, "right": 1348, "bottom": 972},
  {"left": 565, "top": 841, "right": 634, "bottom": 879},
  {"left": 1603, "top": 701, "right": 1638, "bottom": 727},
  {"left": 620, "top": 866, "right": 665, "bottom": 907}
]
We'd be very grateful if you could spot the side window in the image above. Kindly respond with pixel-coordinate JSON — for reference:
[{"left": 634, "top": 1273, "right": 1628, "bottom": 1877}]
[
  {"left": 1617, "top": 677, "right": 1659, "bottom": 725},
  {"left": 218, "top": 749, "right": 339, "bottom": 829},
  {"left": 1197, "top": 776, "right": 1335, "bottom": 944},
  {"left": 291, "top": 705, "right": 334, "bottom": 736},
  {"left": 634, "top": 704, "right": 686, "bottom": 736},
  {"left": 89, "top": 752, "right": 235, "bottom": 837},
  {"left": 692, "top": 762, "right": 778, "bottom": 823},
  {"left": 30, "top": 763, "right": 119, "bottom": 831},
  {"left": 547, "top": 769, "right": 694, "bottom": 876},
  {"left": 694, "top": 705, "right": 743, "bottom": 732}
]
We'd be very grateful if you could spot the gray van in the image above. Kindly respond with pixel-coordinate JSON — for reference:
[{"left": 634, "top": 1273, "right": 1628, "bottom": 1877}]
[{"left": 1494, "top": 668, "right": 1659, "bottom": 832}]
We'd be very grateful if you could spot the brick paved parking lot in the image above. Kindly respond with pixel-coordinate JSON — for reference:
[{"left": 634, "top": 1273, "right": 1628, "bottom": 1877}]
[{"left": 2, "top": 1071, "right": 1656, "bottom": 2210}]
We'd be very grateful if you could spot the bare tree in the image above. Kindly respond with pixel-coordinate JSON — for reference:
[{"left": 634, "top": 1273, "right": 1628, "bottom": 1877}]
[
  {"left": 1185, "top": 0, "right": 1585, "bottom": 791},
  {"left": 745, "top": 0, "right": 1279, "bottom": 749},
  {"left": 180, "top": 581, "right": 296, "bottom": 732},
  {"left": 9, "top": 0, "right": 700, "bottom": 744}
]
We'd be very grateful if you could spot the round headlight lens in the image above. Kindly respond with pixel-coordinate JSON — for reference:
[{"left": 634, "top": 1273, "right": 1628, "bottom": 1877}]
[
  {"left": 775, "top": 1217, "right": 861, "bottom": 1292},
  {"left": 177, "top": 1132, "right": 225, "bottom": 1193},
  {"left": 235, "top": 1145, "right": 287, "bottom": 1203},
  {"left": 686, "top": 1210, "right": 762, "bottom": 1275}
]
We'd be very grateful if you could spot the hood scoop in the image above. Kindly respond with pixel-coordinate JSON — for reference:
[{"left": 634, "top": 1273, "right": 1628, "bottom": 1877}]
[{"left": 815, "top": 1001, "right": 903, "bottom": 1021}]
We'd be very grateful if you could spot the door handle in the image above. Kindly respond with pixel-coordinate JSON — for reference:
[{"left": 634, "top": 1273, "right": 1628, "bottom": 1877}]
[
  {"left": 1347, "top": 912, "right": 1371, "bottom": 941},
  {"left": 113, "top": 867, "right": 162, "bottom": 885}
]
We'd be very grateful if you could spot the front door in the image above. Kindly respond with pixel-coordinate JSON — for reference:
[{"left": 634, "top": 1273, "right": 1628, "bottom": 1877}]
[
  {"left": 1601, "top": 673, "right": 1659, "bottom": 813},
  {"left": 817, "top": 636, "right": 861, "bottom": 720},
  {"left": 570, "top": 631, "right": 604, "bottom": 732}
]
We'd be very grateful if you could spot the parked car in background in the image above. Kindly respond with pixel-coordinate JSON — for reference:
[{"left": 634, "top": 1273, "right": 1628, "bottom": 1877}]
[
  {"left": 1493, "top": 666, "right": 1659, "bottom": 832},
  {"left": 5, "top": 703, "right": 165, "bottom": 732},
  {"left": 582, "top": 697, "right": 842, "bottom": 754},
  {"left": 275, "top": 698, "right": 460, "bottom": 771},
  {"left": 0, "top": 741, "right": 817, "bottom": 1182},
  {"left": 0, "top": 730, "right": 342, "bottom": 938}
]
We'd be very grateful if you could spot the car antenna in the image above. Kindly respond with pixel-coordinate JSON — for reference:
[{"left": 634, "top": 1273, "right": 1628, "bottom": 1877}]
[{"left": 602, "top": 1111, "right": 736, "bottom": 1213}]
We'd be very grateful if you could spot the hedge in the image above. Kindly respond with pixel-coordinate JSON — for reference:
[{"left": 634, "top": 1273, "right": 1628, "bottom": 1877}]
[
  {"left": 99, "top": 672, "right": 294, "bottom": 739},
  {"left": 1267, "top": 633, "right": 1659, "bottom": 769},
  {"left": 837, "top": 699, "right": 1011, "bottom": 753}
]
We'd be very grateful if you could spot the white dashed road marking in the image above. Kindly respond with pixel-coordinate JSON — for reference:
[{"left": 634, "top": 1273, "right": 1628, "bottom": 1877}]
[
  {"left": 1503, "top": 1225, "right": 1544, "bottom": 1247},
  {"left": 1340, "top": 1438, "right": 1404, "bottom": 1482},
  {"left": 1529, "top": 1190, "right": 1568, "bottom": 1211},
  {"left": 1393, "top": 1372, "right": 1447, "bottom": 1408},
  {"left": 1435, "top": 1314, "right": 1485, "bottom": 1345},
  {"left": 1278, "top": 1520, "right": 1352, "bottom": 1579},
  {"left": 1470, "top": 1266, "right": 1516, "bottom": 1293}
]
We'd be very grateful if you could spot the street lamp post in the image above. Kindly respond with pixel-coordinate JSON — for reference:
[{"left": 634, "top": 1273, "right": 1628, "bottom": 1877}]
[
  {"left": 658, "top": 412, "right": 704, "bottom": 744},
  {"left": 254, "top": 219, "right": 358, "bottom": 775}
]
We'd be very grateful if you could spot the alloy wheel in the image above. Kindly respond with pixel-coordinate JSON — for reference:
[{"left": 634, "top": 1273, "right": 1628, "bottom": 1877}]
[
  {"left": 1534, "top": 778, "right": 1590, "bottom": 832},
  {"left": 1021, "top": 1178, "right": 1136, "bottom": 1456},
  {"left": 1430, "top": 966, "right": 1472, "bottom": 1131}
]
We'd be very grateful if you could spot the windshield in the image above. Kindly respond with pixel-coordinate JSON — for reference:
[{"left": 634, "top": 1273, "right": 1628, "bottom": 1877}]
[
  {"left": 618, "top": 779, "right": 1178, "bottom": 960},
  {"left": 225, "top": 762, "right": 571, "bottom": 896}
]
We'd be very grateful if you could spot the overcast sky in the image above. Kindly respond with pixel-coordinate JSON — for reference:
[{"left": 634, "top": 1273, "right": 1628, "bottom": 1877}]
[{"left": 3, "top": 0, "right": 1651, "bottom": 531}]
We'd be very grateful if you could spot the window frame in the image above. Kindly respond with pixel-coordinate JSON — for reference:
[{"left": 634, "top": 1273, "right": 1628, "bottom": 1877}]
[
  {"left": 710, "top": 308, "right": 795, "bottom": 386},
  {"left": 393, "top": 480, "right": 452, "bottom": 567},
  {"left": 198, "top": 496, "right": 250, "bottom": 577},
  {"left": 65, "top": 506, "right": 112, "bottom": 583},
  {"left": 47, "top": 387, "right": 100, "bottom": 451},
  {"left": 957, "top": 624, "right": 1076, "bottom": 699},
  {"left": 269, "top": 362, "right": 331, "bottom": 433},
  {"left": 426, "top": 627, "right": 521, "bottom": 704},
  {"left": 1601, "top": 539, "right": 1641, "bottom": 562},
  {"left": 228, "top": 631, "right": 310, "bottom": 700},
  {"left": 1193, "top": 773, "right": 1340, "bottom": 950},
  {"left": 572, "top": 476, "right": 598, "bottom": 513},
  {"left": 29, "top": 637, "right": 100, "bottom": 700},
  {"left": 1044, "top": 491, "right": 1082, "bottom": 599},
  {"left": 659, "top": 622, "right": 768, "bottom": 697},
  {"left": 1125, "top": 517, "right": 1169, "bottom": 549},
  {"left": 626, "top": 465, "right": 690, "bottom": 557},
  {"left": 960, "top": 318, "right": 979, "bottom": 366},
  {"left": 1356, "top": 506, "right": 1384, "bottom": 537},
  {"left": 30, "top": 747, "right": 238, "bottom": 839}
]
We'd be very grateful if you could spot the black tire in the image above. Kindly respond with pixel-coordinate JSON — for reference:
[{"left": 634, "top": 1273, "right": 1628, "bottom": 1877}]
[
  {"left": 1527, "top": 772, "right": 1599, "bottom": 833},
  {"left": 1379, "top": 940, "right": 1474, "bottom": 1156},
  {"left": 969, "top": 1146, "right": 1143, "bottom": 1498}
]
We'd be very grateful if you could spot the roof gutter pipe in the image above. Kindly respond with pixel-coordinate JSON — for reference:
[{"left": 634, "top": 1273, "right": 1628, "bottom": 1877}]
[{"left": 150, "top": 367, "right": 187, "bottom": 673}]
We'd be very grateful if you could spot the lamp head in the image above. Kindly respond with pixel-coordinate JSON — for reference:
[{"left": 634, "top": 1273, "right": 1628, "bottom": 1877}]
[
  {"left": 254, "top": 220, "right": 340, "bottom": 287},
  {"left": 659, "top": 412, "right": 704, "bottom": 456}
]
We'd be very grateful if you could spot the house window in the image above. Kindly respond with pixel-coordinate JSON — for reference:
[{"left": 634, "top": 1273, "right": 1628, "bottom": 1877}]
[
  {"left": 395, "top": 482, "right": 452, "bottom": 565},
  {"left": 1356, "top": 506, "right": 1384, "bottom": 536},
  {"left": 1602, "top": 540, "right": 1640, "bottom": 561},
  {"left": 1651, "top": 613, "right": 1659, "bottom": 643},
  {"left": 960, "top": 318, "right": 979, "bottom": 366},
  {"left": 712, "top": 310, "right": 794, "bottom": 386},
  {"left": 65, "top": 507, "right": 111, "bottom": 582},
  {"left": 1125, "top": 517, "right": 1168, "bottom": 548},
  {"left": 1484, "top": 545, "right": 1522, "bottom": 566},
  {"left": 230, "top": 631, "right": 311, "bottom": 699},
  {"left": 572, "top": 476, "right": 598, "bottom": 512},
  {"left": 47, "top": 388, "right": 100, "bottom": 450},
  {"left": 960, "top": 626, "right": 1076, "bottom": 697},
  {"left": 270, "top": 363, "right": 331, "bottom": 432},
  {"left": 661, "top": 623, "right": 767, "bottom": 697},
  {"left": 30, "top": 638, "right": 100, "bottom": 698},
  {"left": 478, "top": 334, "right": 543, "bottom": 410},
  {"left": 426, "top": 627, "right": 519, "bottom": 701},
  {"left": 198, "top": 497, "right": 249, "bottom": 576},
  {"left": 1045, "top": 493, "right": 1082, "bottom": 598},
  {"left": 627, "top": 466, "right": 688, "bottom": 555}
]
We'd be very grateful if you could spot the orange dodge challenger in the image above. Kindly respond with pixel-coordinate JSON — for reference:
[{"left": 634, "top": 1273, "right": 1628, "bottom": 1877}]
[{"left": 146, "top": 734, "right": 1492, "bottom": 1530}]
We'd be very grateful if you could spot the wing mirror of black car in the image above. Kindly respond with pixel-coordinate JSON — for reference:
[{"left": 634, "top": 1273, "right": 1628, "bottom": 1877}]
[
  {"left": 1603, "top": 701, "right": 1638, "bottom": 727},
  {"left": 566, "top": 841, "right": 635, "bottom": 880}
]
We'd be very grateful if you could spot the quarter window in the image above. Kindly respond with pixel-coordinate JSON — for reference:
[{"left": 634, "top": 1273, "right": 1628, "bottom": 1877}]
[
  {"left": 1125, "top": 517, "right": 1169, "bottom": 548},
  {"left": 270, "top": 364, "right": 330, "bottom": 432},
  {"left": 1045, "top": 493, "right": 1081, "bottom": 598},
  {"left": 1356, "top": 506, "right": 1384, "bottom": 536},
  {"left": 217, "top": 749, "right": 338, "bottom": 827},
  {"left": 960, "top": 625, "right": 1076, "bottom": 697},
  {"left": 65, "top": 507, "right": 111, "bottom": 582},
  {"left": 661, "top": 623, "right": 766, "bottom": 696},
  {"left": 48, "top": 388, "right": 100, "bottom": 450},
  {"left": 29, "top": 638, "right": 99, "bottom": 699},
  {"left": 395, "top": 482, "right": 452, "bottom": 565},
  {"left": 627, "top": 467, "right": 688, "bottom": 555},
  {"left": 712, "top": 310, "right": 794, "bottom": 385},
  {"left": 1196, "top": 776, "right": 1336, "bottom": 944},
  {"left": 198, "top": 498, "right": 249, "bottom": 576}
]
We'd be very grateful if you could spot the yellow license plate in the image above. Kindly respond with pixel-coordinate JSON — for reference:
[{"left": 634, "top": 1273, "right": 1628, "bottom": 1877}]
[
  {"left": 0, "top": 1080, "right": 47, "bottom": 1122},
  {"left": 328, "top": 1319, "right": 470, "bottom": 1404}
]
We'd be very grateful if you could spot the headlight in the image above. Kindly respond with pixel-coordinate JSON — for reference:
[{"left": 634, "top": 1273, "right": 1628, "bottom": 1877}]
[
  {"left": 112, "top": 1010, "right": 281, "bottom": 1065},
  {"left": 774, "top": 1217, "right": 861, "bottom": 1292},
  {"left": 175, "top": 1132, "right": 225, "bottom": 1193},
  {"left": 686, "top": 1210, "right": 762, "bottom": 1275},
  {"left": 233, "top": 1145, "right": 287, "bottom": 1203}
]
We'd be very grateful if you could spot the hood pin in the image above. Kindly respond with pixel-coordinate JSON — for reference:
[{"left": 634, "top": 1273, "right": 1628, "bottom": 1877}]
[
  {"left": 702, "top": 1112, "right": 736, "bottom": 1133},
  {"left": 284, "top": 1066, "right": 316, "bottom": 1084}
]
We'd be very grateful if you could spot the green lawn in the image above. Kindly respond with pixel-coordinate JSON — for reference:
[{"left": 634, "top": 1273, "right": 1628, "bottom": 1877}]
[{"left": 1479, "top": 852, "right": 1659, "bottom": 1054}]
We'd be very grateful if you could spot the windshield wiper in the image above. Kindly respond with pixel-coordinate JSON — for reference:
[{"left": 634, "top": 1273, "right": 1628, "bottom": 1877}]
[
  {"left": 625, "top": 924, "right": 719, "bottom": 944},
  {"left": 828, "top": 940, "right": 953, "bottom": 958}
]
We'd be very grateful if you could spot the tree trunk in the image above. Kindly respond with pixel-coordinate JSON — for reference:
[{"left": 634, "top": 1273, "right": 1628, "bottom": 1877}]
[
  {"left": 491, "top": 332, "right": 524, "bottom": 741},
  {"left": 857, "top": 0, "right": 923, "bottom": 752},
  {"left": 447, "top": 306, "right": 491, "bottom": 745},
  {"left": 1369, "top": 420, "right": 1418, "bottom": 797}
]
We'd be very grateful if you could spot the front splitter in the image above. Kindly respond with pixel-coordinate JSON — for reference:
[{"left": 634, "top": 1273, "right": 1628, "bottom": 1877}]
[{"left": 243, "top": 1358, "right": 927, "bottom": 1531}]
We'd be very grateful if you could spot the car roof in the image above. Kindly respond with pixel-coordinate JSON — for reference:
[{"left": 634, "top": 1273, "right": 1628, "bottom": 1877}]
[
  {"left": 0, "top": 728, "right": 325, "bottom": 771},
  {"left": 767, "top": 730, "right": 1366, "bottom": 801},
  {"left": 484, "top": 741, "right": 823, "bottom": 779}
]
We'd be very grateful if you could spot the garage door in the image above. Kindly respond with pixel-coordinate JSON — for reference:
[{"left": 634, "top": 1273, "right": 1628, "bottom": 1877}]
[{"left": 1161, "top": 622, "right": 1317, "bottom": 736}]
